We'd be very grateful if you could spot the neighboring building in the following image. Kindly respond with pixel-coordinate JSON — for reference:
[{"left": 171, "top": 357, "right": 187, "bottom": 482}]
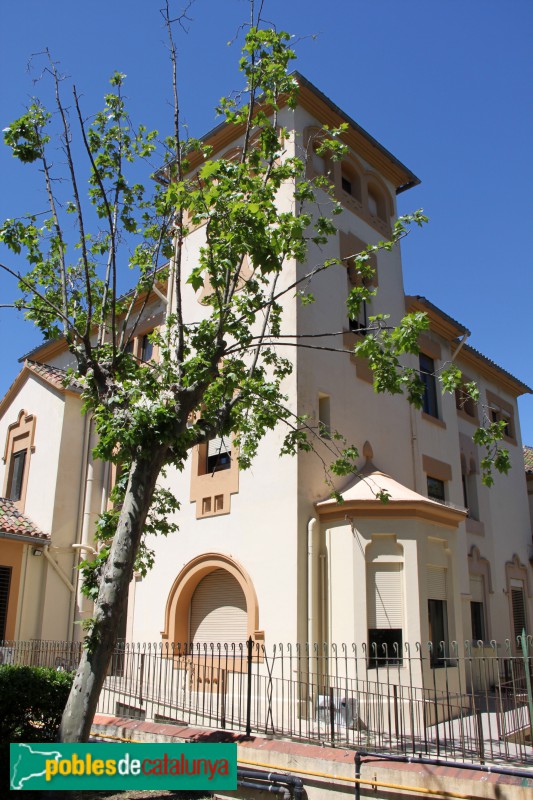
[{"left": 1, "top": 74, "right": 532, "bottom": 692}]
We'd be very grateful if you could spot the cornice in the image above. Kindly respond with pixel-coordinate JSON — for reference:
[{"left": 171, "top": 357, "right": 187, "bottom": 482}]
[{"left": 315, "top": 498, "right": 465, "bottom": 528}]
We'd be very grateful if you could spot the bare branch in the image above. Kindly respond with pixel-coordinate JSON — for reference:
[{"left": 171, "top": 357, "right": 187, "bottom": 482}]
[
  {"left": 0, "top": 260, "right": 84, "bottom": 337},
  {"left": 47, "top": 56, "right": 93, "bottom": 344}
]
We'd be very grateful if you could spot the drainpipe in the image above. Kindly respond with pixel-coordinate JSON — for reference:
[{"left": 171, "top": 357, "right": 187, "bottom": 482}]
[
  {"left": 319, "top": 553, "right": 327, "bottom": 644},
  {"left": 307, "top": 517, "right": 317, "bottom": 646},
  {"left": 451, "top": 332, "right": 469, "bottom": 361},
  {"left": 355, "top": 750, "right": 533, "bottom": 782},
  {"left": 409, "top": 402, "right": 420, "bottom": 493},
  {"left": 42, "top": 546, "right": 75, "bottom": 594},
  {"left": 14, "top": 544, "right": 30, "bottom": 640},
  {"left": 76, "top": 419, "right": 104, "bottom": 627},
  {"left": 67, "top": 412, "right": 91, "bottom": 641}
]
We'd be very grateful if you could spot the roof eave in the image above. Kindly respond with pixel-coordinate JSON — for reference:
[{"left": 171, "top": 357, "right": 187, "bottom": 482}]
[{"left": 315, "top": 498, "right": 465, "bottom": 528}]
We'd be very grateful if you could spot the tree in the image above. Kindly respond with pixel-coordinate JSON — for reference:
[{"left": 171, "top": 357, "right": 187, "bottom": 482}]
[{"left": 0, "top": 4, "right": 510, "bottom": 743}]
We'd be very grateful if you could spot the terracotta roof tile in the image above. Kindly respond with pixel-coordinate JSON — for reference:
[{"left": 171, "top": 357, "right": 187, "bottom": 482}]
[
  {"left": 524, "top": 445, "right": 533, "bottom": 475},
  {"left": 26, "top": 360, "right": 82, "bottom": 392},
  {"left": 0, "top": 498, "right": 49, "bottom": 541}
]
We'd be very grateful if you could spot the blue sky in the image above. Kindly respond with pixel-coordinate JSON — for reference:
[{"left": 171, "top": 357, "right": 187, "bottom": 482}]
[{"left": 1, "top": 1, "right": 532, "bottom": 443}]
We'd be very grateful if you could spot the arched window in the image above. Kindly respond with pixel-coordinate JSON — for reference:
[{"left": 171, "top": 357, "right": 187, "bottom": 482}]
[
  {"left": 190, "top": 569, "right": 247, "bottom": 646},
  {"left": 340, "top": 162, "right": 362, "bottom": 203},
  {"left": 3, "top": 410, "right": 36, "bottom": 510},
  {"left": 162, "top": 553, "right": 261, "bottom": 648},
  {"left": 367, "top": 183, "right": 387, "bottom": 222}
]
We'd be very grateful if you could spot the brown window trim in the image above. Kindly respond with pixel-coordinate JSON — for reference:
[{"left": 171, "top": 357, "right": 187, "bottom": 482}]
[
  {"left": 2, "top": 410, "right": 36, "bottom": 511},
  {"left": 486, "top": 390, "right": 517, "bottom": 446}
]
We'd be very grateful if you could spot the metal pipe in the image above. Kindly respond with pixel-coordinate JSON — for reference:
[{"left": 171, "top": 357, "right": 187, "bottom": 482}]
[
  {"left": 238, "top": 766, "right": 304, "bottom": 800},
  {"left": 354, "top": 751, "right": 361, "bottom": 800},
  {"left": 356, "top": 749, "right": 533, "bottom": 782},
  {"left": 451, "top": 333, "right": 469, "bottom": 360},
  {"left": 87, "top": 737, "right": 489, "bottom": 800},
  {"left": 237, "top": 767, "right": 304, "bottom": 800},
  {"left": 319, "top": 553, "right": 326, "bottom": 643},
  {"left": 69, "top": 411, "right": 91, "bottom": 641},
  {"left": 307, "top": 517, "right": 317, "bottom": 648},
  {"left": 238, "top": 779, "right": 290, "bottom": 800},
  {"left": 88, "top": 740, "right": 504, "bottom": 800},
  {"left": 42, "top": 546, "right": 75, "bottom": 593}
]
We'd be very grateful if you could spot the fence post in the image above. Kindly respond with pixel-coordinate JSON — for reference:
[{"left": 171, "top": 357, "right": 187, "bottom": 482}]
[
  {"left": 475, "top": 710, "right": 485, "bottom": 764},
  {"left": 246, "top": 636, "right": 253, "bottom": 737},
  {"left": 329, "top": 685, "right": 335, "bottom": 745},
  {"left": 393, "top": 684, "right": 399, "bottom": 740},
  {"left": 520, "top": 629, "right": 533, "bottom": 743}
]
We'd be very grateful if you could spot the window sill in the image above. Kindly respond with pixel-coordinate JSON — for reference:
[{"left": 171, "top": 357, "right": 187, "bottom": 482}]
[
  {"left": 456, "top": 408, "right": 479, "bottom": 425},
  {"left": 421, "top": 412, "right": 446, "bottom": 430}
]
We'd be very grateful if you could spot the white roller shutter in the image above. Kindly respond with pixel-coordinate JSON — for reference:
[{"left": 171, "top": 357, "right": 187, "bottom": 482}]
[
  {"left": 367, "top": 564, "right": 403, "bottom": 628},
  {"left": 427, "top": 566, "right": 447, "bottom": 601},
  {"left": 207, "top": 436, "right": 230, "bottom": 458},
  {"left": 470, "top": 575, "right": 484, "bottom": 603},
  {"left": 190, "top": 569, "right": 247, "bottom": 646}
]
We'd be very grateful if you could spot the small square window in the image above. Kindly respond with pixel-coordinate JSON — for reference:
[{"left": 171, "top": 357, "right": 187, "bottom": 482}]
[
  {"left": 367, "top": 628, "right": 403, "bottom": 668},
  {"left": 427, "top": 476, "right": 445, "bottom": 502}
]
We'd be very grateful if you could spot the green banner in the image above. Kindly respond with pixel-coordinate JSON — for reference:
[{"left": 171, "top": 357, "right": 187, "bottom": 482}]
[{"left": 10, "top": 742, "right": 237, "bottom": 791}]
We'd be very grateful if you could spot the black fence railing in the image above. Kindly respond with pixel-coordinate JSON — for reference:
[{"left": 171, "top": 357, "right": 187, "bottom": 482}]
[{"left": 2, "top": 637, "right": 532, "bottom": 767}]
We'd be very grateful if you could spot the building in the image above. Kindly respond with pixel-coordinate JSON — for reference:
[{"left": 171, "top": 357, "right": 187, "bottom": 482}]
[{"left": 1, "top": 74, "right": 532, "bottom": 690}]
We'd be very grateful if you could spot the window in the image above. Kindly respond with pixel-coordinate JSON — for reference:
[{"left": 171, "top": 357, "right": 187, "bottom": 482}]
[
  {"left": 490, "top": 407, "right": 513, "bottom": 439},
  {"left": 340, "top": 162, "right": 362, "bottom": 203},
  {"left": 367, "top": 562, "right": 404, "bottom": 668},
  {"left": 141, "top": 333, "right": 154, "bottom": 363},
  {"left": 419, "top": 354, "right": 438, "bottom": 418},
  {"left": 349, "top": 299, "right": 368, "bottom": 335},
  {"left": 368, "top": 629, "right": 403, "bottom": 668},
  {"left": 486, "top": 391, "right": 515, "bottom": 442},
  {"left": 3, "top": 410, "right": 36, "bottom": 510},
  {"left": 428, "top": 600, "right": 449, "bottom": 665},
  {"left": 367, "top": 184, "right": 387, "bottom": 222},
  {"left": 190, "top": 569, "right": 248, "bottom": 646},
  {"left": 470, "top": 574, "right": 486, "bottom": 641},
  {"left": 461, "top": 462, "right": 479, "bottom": 519},
  {"left": 8, "top": 450, "right": 26, "bottom": 502},
  {"left": 470, "top": 602, "right": 486, "bottom": 642},
  {"left": 0, "top": 566, "right": 12, "bottom": 642},
  {"left": 455, "top": 385, "right": 476, "bottom": 418},
  {"left": 511, "top": 584, "right": 527, "bottom": 642},
  {"left": 318, "top": 395, "right": 331, "bottom": 439},
  {"left": 427, "top": 476, "right": 445, "bottom": 502},
  {"left": 206, "top": 436, "right": 231, "bottom": 473},
  {"left": 427, "top": 565, "right": 449, "bottom": 666}
]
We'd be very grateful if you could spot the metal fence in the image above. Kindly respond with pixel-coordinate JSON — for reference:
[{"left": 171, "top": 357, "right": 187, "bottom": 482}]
[{"left": 2, "top": 637, "right": 532, "bottom": 767}]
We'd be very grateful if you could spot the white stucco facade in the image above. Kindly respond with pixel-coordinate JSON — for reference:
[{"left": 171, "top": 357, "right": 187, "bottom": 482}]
[{"left": 1, "top": 75, "right": 532, "bottom": 686}]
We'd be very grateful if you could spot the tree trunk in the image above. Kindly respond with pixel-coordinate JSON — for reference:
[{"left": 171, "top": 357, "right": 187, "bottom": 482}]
[{"left": 59, "top": 447, "right": 167, "bottom": 742}]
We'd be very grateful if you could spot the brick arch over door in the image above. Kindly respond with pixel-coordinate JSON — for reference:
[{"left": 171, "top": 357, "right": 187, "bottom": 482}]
[{"left": 161, "top": 553, "right": 260, "bottom": 645}]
